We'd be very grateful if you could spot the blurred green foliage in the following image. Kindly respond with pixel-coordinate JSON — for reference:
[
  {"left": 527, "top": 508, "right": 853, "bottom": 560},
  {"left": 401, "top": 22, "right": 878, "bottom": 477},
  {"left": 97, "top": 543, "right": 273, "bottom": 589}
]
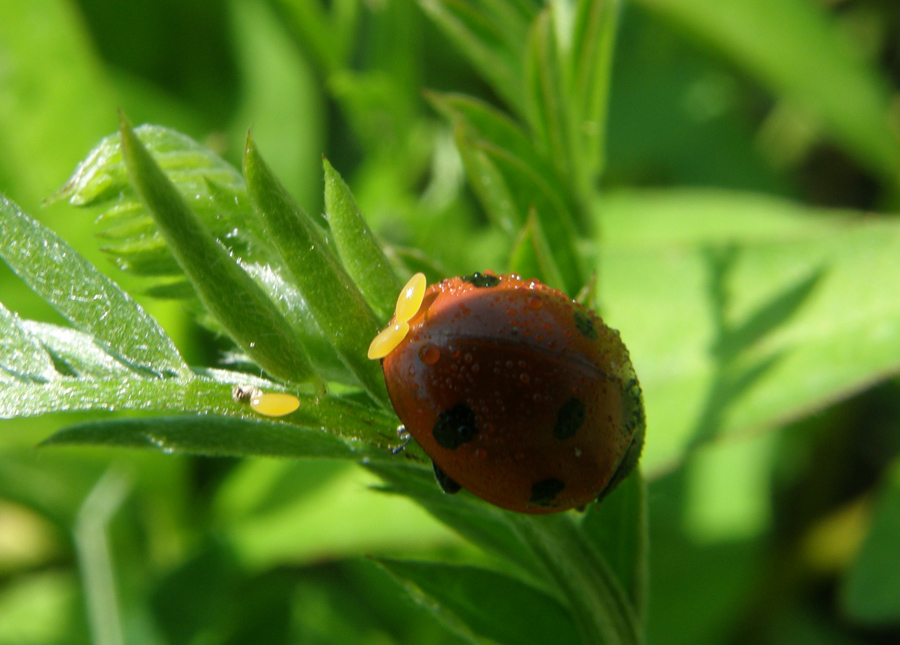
[{"left": 1, "top": 0, "right": 900, "bottom": 643}]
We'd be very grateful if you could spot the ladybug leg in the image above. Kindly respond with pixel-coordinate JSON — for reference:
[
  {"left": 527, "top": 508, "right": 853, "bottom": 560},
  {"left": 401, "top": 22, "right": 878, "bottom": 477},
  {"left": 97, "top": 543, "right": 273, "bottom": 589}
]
[
  {"left": 432, "top": 461, "right": 462, "bottom": 495},
  {"left": 390, "top": 426, "right": 412, "bottom": 455}
]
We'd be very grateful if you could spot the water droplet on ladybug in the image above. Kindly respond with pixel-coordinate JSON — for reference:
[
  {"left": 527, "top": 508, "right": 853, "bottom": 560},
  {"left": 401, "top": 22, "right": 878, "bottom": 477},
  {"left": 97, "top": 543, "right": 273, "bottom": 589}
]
[{"left": 419, "top": 343, "right": 441, "bottom": 365}]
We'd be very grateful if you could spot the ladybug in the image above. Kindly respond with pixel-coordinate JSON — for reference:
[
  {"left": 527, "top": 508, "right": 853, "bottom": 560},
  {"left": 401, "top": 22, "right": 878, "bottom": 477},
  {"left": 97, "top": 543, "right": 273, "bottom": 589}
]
[{"left": 368, "top": 271, "right": 645, "bottom": 514}]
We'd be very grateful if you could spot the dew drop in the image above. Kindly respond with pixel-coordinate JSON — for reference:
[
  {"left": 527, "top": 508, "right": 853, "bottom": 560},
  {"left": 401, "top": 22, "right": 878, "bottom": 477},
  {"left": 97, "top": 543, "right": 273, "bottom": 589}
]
[{"left": 419, "top": 343, "right": 441, "bottom": 365}]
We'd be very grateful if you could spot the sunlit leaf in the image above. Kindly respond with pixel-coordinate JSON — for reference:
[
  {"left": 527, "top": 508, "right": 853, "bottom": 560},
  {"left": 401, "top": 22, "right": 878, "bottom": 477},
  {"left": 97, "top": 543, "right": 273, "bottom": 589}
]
[
  {"left": 118, "top": 118, "right": 321, "bottom": 386},
  {"left": 0, "top": 302, "right": 56, "bottom": 383},
  {"left": 0, "top": 195, "right": 188, "bottom": 378},
  {"left": 243, "top": 135, "right": 387, "bottom": 404},
  {"left": 323, "top": 158, "right": 402, "bottom": 321},
  {"left": 598, "top": 190, "right": 900, "bottom": 474},
  {"left": 20, "top": 321, "right": 132, "bottom": 379}
]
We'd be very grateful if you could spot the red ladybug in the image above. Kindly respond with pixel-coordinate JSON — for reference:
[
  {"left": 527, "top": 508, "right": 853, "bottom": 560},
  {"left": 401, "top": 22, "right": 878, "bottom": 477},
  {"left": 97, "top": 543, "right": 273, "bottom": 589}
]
[{"left": 368, "top": 271, "right": 644, "bottom": 514}]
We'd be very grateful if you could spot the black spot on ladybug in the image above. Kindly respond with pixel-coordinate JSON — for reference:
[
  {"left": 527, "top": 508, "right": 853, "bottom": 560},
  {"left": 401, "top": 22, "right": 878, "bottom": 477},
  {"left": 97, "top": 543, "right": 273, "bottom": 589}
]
[
  {"left": 432, "top": 461, "right": 462, "bottom": 494},
  {"left": 462, "top": 272, "right": 501, "bottom": 288},
  {"left": 530, "top": 478, "right": 565, "bottom": 506},
  {"left": 433, "top": 403, "right": 479, "bottom": 449},
  {"left": 554, "top": 397, "right": 585, "bottom": 440},
  {"left": 573, "top": 309, "right": 597, "bottom": 339}
]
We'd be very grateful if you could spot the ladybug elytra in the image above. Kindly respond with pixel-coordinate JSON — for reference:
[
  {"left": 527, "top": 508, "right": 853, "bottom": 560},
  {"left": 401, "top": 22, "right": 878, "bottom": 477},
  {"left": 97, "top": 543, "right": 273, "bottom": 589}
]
[{"left": 369, "top": 271, "right": 645, "bottom": 514}]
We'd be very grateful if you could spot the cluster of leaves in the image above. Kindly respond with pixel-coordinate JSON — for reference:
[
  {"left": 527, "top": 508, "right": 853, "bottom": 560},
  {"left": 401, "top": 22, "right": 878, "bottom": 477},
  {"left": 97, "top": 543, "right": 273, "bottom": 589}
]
[
  {"left": 2, "top": 0, "right": 900, "bottom": 644},
  {"left": 1, "top": 111, "right": 645, "bottom": 643}
]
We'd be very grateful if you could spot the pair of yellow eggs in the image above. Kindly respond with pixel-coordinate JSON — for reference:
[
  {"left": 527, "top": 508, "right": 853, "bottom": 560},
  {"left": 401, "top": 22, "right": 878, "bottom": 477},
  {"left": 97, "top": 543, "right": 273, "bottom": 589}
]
[{"left": 235, "top": 273, "right": 428, "bottom": 416}]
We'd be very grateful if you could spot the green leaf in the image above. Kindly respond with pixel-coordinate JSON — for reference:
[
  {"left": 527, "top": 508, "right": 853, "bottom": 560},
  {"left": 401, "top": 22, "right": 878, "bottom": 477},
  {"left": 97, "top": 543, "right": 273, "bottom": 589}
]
[
  {"left": 435, "top": 101, "right": 584, "bottom": 292},
  {"left": 20, "top": 321, "right": 132, "bottom": 379},
  {"left": 450, "top": 125, "right": 521, "bottom": 237},
  {"left": 240, "top": 262, "right": 353, "bottom": 384},
  {"left": 370, "top": 462, "right": 641, "bottom": 645},
  {"left": 0, "top": 0, "right": 117, "bottom": 206},
  {"left": 59, "top": 125, "right": 356, "bottom": 383},
  {"left": 0, "top": 194, "right": 189, "bottom": 378},
  {"left": 428, "top": 93, "right": 553, "bottom": 177},
  {"left": 1, "top": 374, "right": 212, "bottom": 419},
  {"left": 480, "top": 144, "right": 585, "bottom": 294},
  {"left": 568, "top": 0, "right": 620, "bottom": 190},
  {"left": 367, "top": 463, "right": 545, "bottom": 579},
  {"left": 428, "top": 91, "right": 578, "bottom": 226},
  {"left": 269, "top": 0, "right": 359, "bottom": 77},
  {"left": 102, "top": 236, "right": 181, "bottom": 276},
  {"left": 418, "top": 0, "right": 536, "bottom": 115},
  {"left": 243, "top": 134, "right": 388, "bottom": 405},
  {"left": 118, "top": 117, "right": 321, "bottom": 386},
  {"left": 378, "top": 559, "right": 580, "bottom": 645},
  {"left": 56, "top": 125, "right": 246, "bottom": 210},
  {"left": 631, "top": 0, "right": 900, "bottom": 190},
  {"left": 508, "top": 208, "right": 566, "bottom": 289},
  {"left": 0, "top": 301, "right": 56, "bottom": 383},
  {"left": 581, "top": 471, "right": 648, "bottom": 621},
  {"left": 54, "top": 126, "right": 273, "bottom": 284},
  {"left": 524, "top": 8, "right": 572, "bottom": 181},
  {"left": 227, "top": 0, "right": 325, "bottom": 208},
  {"left": 323, "top": 158, "right": 402, "bottom": 321},
  {"left": 598, "top": 190, "right": 900, "bottom": 474},
  {"left": 44, "top": 414, "right": 389, "bottom": 461},
  {"left": 21, "top": 365, "right": 401, "bottom": 455},
  {"left": 506, "top": 514, "right": 641, "bottom": 645},
  {"left": 841, "top": 459, "right": 900, "bottom": 625}
]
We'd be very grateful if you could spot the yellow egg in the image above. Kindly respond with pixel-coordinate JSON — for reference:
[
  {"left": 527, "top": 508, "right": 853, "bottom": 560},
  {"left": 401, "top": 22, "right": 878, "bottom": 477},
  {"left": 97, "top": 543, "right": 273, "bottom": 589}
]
[
  {"left": 394, "top": 272, "right": 427, "bottom": 323},
  {"left": 249, "top": 392, "right": 301, "bottom": 417},
  {"left": 367, "top": 320, "right": 410, "bottom": 359}
]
